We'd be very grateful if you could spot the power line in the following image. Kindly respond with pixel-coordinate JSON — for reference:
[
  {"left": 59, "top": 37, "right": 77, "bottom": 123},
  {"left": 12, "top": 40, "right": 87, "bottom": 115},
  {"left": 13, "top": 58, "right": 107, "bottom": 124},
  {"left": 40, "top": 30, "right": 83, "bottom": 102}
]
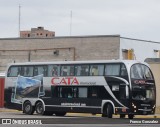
[{"left": 121, "top": 36, "right": 160, "bottom": 44}]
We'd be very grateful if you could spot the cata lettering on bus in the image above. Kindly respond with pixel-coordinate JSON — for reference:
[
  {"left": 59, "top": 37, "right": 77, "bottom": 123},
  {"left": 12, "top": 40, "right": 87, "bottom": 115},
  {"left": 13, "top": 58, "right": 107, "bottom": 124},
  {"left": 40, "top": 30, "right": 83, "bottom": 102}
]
[{"left": 51, "top": 77, "right": 79, "bottom": 85}]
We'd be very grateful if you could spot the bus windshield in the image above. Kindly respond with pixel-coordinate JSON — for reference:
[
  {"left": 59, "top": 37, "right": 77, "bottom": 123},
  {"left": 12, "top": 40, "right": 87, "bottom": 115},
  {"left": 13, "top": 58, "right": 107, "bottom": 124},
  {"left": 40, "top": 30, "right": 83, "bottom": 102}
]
[
  {"left": 131, "top": 64, "right": 155, "bottom": 101},
  {"left": 132, "top": 88, "right": 155, "bottom": 100},
  {"left": 131, "top": 64, "right": 153, "bottom": 80}
]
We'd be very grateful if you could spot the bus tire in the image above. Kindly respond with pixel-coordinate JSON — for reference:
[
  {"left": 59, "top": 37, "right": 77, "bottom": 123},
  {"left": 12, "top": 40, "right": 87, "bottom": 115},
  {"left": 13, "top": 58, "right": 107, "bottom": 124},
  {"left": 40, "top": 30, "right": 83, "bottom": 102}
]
[
  {"left": 102, "top": 106, "right": 107, "bottom": 117},
  {"left": 107, "top": 104, "right": 113, "bottom": 118},
  {"left": 35, "top": 102, "right": 44, "bottom": 115},
  {"left": 23, "top": 101, "right": 34, "bottom": 115},
  {"left": 128, "top": 114, "right": 134, "bottom": 119},
  {"left": 55, "top": 112, "right": 66, "bottom": 116}
]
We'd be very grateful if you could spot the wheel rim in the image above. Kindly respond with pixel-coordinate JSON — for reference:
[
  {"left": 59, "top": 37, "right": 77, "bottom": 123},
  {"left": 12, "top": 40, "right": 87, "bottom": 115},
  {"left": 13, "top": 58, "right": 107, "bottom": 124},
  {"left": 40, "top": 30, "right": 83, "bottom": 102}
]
[
  {"left": 36, "top": 103, "right": 44, "bottom": 114},
  {"left": 25, "top": 104, "right": 31, "bottom": 112},
  {"left": 37, "top": 105, "right": 43, "bottom": 114}
]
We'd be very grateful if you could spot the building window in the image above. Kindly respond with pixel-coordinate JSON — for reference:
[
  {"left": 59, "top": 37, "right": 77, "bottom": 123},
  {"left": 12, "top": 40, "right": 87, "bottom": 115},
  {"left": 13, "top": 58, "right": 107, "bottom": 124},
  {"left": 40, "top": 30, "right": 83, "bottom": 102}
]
[
  {"left": 154, "top": 50, "right": 160, "bottom": 58},
  {"left": 122, "top": 49, "right": 134, "bottom": 60}
]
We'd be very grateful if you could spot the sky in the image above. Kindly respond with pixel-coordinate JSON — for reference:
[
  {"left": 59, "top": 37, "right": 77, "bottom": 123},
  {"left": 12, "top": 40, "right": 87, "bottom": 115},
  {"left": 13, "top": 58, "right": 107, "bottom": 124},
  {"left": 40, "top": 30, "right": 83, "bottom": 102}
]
[{"left": 1, "top": 0, "right": 160, "bottom": 41}]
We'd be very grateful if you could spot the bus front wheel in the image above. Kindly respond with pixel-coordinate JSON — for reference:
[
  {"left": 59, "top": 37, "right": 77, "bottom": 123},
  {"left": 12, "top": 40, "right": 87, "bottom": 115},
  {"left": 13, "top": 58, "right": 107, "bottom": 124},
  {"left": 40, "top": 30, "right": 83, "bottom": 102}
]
[
  {"left": 23, "top": 101, "right": 34, "bottom": 115},
  {"left": 102, "top": 104, "right": 113, "bottom": 118},
  {"left": 128, "top": 114, "right": 134, "bottom": 119},
  {"left": 120, "top": 114, "right": 125, "bottom": 118}
]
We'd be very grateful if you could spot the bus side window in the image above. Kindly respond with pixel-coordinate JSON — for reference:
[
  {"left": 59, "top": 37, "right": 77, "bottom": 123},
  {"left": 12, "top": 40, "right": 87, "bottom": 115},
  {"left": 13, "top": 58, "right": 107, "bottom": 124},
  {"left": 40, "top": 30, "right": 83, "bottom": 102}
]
[
  {"left": 78, "top": 87, "right": 87, "bottom": 98},
  {"left": 82, "top": 65, "right": 89, "bottom": 76},
  {"left": 105, "top": 64, "right": 120, "bottom": 76},
  {"left": 34, "top": 66, "right": 47, "bottom": 76},
  {"left": 48, "top": 65, "right": 60, "bottom": 77},
  {"left": 90, "top": 64, "right": 104, "bottom": 76},
  {"left": 23, "top": 66, "right": 33, "bottom": 77},
  {"left": 61, "top": 65, "right": 74, "bottom": 76},
  {"left": 7, "top": 66, "right": 19, "bottom": 77},
  {"left": 75, "top": 65, "right": 89, "bottom": 76},
  {"left": 89, "top": 87, "right": 98, "bottom": 98},
  {"left": 60, "top": 87, "right": 73, "bottom": 98},
  {"left": 43, "top": 66, "right": 47, "bottom": 76},
  {"left": 61, "top": 66, "right": 68, "bottom": 76},
  {"left": 121, "top": 64, "right": 127, "bottom": 76}
]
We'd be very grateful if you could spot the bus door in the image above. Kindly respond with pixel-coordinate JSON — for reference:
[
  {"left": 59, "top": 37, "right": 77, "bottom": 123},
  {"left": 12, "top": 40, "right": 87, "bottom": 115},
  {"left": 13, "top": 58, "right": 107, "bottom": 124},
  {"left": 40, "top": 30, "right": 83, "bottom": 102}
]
[{"left": 87, "top": 86, "right": 102, "bottom": 113}]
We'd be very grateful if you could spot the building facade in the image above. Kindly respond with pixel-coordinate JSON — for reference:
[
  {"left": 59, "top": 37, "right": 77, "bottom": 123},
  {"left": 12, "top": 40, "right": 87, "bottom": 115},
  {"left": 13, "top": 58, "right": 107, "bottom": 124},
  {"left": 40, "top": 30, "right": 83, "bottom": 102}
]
[
  {"left": 20, "top": 27, "right": 55, "bottom": 38},
  {"left": 0, "top": 35, "right": 120, "bottom": 72},
  {"left": 1, "top": 35, "right": 160, "bottom": 72},
  {"left": 0, "top": 34, "right": 160, "bottom": 111}
]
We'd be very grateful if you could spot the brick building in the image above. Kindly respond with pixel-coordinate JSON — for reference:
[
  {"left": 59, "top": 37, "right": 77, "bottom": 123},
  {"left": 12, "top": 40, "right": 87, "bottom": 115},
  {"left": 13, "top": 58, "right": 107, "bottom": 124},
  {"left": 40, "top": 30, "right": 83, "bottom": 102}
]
[
  {"left": 20, "top": 27, "right": 55, "bottom": 38},
  {"left": 0, "top": 35, "right": 120, "bottom": 72}
]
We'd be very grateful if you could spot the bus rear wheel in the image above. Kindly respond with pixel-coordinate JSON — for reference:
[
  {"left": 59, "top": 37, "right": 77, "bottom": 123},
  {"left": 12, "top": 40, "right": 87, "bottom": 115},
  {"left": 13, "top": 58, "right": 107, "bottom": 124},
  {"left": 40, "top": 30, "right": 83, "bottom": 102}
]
[
  {"left": 35, "top": 101, "right": 53, "bottom": 116},
  {"left": 35, "top": 102, "right": 44, "bottom": 115},
  {"left": 23, "top": 101, "right": 34, "bottom": 115}
]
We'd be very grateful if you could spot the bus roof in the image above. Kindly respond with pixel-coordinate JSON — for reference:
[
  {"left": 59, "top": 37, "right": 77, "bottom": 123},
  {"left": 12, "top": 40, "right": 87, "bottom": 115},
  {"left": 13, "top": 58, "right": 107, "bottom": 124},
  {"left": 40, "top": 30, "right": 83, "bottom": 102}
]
[{"left": 6, "top": 60, "right": 146, "bottom": 66}]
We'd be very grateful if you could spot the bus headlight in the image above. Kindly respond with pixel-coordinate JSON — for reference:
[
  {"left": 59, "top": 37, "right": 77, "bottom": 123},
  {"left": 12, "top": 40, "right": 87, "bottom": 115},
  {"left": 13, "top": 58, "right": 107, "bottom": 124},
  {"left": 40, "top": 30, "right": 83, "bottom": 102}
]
[
  {"left": 153, "top": 105, "right": 155, "bottom": 109},
  {"left": 132, "top": 103, "right": 136, "bottom": 108}
]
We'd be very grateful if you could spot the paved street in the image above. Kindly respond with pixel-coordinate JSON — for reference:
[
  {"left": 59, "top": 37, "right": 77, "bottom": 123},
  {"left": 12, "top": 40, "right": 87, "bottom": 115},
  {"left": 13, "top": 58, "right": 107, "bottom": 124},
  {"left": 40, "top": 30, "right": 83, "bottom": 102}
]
[{"left": 0, "top": 110, "right": 160, "bottom": 127}]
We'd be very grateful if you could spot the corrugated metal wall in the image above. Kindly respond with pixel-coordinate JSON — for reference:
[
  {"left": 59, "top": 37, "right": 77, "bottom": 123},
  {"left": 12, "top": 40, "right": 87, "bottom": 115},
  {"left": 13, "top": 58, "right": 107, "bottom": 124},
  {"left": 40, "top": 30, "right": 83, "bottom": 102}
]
[{"left": 0, "top": 78, "right": 4, "bottom": 108}]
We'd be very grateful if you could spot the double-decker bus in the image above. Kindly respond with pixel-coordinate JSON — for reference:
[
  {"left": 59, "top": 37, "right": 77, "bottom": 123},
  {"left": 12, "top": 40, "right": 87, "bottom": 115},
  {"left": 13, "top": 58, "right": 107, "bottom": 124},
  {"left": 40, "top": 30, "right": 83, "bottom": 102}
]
[{"left": 4, "top": 60, "right": 156, "bottom": 119}]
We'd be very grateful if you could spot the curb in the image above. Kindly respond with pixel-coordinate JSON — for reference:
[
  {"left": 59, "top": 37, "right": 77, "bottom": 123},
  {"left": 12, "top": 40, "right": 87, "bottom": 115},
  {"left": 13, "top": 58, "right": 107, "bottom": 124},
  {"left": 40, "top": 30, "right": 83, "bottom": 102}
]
[{"left": 0, "top": 108, "right": 20, "bottom": 112}]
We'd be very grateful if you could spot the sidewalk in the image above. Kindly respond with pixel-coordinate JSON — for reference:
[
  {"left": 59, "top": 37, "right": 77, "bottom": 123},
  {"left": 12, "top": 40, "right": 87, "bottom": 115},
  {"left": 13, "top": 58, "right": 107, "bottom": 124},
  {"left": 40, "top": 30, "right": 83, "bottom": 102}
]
[{"left": 0, "top": 108, "right": 20, "bottom": 112}]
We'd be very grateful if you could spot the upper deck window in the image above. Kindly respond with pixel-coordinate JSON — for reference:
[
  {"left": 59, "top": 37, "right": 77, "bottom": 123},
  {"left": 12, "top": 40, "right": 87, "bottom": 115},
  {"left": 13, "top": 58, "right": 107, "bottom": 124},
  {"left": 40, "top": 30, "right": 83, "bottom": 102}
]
[
  {"left": 75, "top": 65, "right": 89, "bottom": 76},
  {"left": 105, "top": 64, "right": 120, "bottom": 76},
  {"left": 90, "top": 65, "right": 104, "bottom": 76},
  {"left": 33, "top": 65, "right": 47, "bottom": 77},
  {"left": 131, "top": 64, "right": 153, "bottom": 80},
  {"left": 7, "top": 66, "right": 21, "bottom": 77},
  {"left": 61, "top": 65, "right": 74, "bottom": 76},
  {"left": 21, "top": 66, "right": 34, "bottom": 77},
  {"left": 48, "top": 65, "right": 60, "bottom": 77}
]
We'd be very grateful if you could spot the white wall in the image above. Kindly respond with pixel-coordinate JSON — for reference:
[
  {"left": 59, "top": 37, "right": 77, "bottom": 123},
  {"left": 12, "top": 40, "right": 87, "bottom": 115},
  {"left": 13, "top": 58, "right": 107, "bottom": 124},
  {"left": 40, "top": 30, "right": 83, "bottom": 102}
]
[{"left": 120, "top": 38, "right": 160, "bottom": 62}]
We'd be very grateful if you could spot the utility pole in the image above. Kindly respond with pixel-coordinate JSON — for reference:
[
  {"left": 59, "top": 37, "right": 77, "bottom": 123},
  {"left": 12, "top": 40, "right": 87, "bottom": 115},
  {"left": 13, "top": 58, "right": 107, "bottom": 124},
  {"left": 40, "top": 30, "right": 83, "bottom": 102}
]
[
  {"left": 70, "top": 11, "right": 72, "bottom": 36},
  {"left": 19, "top": 4, "right": 21, "bottom": 37}
]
